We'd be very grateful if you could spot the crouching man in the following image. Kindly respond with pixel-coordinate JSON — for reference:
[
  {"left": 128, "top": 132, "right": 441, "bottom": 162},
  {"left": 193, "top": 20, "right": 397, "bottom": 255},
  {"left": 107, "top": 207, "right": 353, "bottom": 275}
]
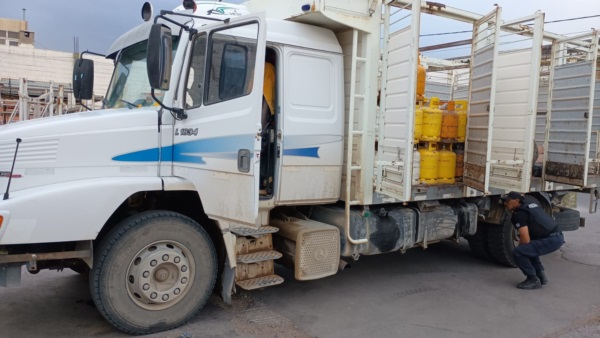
[{"left": 502, "top": 192, "right": 565, "bottom": 290}]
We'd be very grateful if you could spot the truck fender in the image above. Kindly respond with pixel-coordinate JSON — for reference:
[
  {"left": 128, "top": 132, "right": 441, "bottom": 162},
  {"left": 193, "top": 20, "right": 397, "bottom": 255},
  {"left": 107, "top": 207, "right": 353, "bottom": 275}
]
[{"left": 0, "top": 177, "right": 162, "bottom": 244}]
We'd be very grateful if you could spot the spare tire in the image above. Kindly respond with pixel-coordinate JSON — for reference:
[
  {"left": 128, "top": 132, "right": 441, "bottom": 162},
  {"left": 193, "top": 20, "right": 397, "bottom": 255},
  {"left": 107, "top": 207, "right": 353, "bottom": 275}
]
[{"left": 553, "top": 207, "right": 580, "bottom": 231}]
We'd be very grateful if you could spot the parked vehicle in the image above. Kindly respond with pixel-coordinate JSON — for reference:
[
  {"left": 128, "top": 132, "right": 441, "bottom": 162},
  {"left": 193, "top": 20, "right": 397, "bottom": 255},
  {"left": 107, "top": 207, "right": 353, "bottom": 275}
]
[{"left": 1, "top": 0, "right": 597, "bottom": 334}]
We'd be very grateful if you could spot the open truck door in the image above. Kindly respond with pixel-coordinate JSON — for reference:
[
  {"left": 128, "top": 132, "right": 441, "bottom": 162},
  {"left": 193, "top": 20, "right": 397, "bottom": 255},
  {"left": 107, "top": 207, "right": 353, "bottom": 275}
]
[
  {"left": 463, "top": 7, "right": 502, "bottom": 194},
  {"left": 544, "top": 31, "right": 599, "bottom": 187},
  {"left": 487, "top": 12, "right": 545, "bottom": 193},
  {"left": 173, "top": 13, "right": 266, "bottom": 226}
]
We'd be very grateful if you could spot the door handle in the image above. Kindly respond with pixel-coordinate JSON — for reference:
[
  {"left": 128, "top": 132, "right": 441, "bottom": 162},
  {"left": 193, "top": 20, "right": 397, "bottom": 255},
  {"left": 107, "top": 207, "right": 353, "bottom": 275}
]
[{"left": 238, "top": 149, "right": 251, "bottom": 173}]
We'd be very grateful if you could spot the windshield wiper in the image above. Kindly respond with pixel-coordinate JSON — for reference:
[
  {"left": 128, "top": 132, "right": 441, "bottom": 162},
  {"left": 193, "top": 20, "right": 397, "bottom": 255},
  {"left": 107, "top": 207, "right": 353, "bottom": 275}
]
[
  {"left": 102, "top": 98, "right": 112, "bottom": 109},
  {"left": 119, "top": 99, "right": 138, "bottom": 109}
]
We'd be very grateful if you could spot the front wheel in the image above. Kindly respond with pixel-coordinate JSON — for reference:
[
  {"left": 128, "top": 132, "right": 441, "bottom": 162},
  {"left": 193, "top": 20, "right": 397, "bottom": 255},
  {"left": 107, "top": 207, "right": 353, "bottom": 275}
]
[{"left": 90, "top": 211, "right": 217, "bottom": 335}]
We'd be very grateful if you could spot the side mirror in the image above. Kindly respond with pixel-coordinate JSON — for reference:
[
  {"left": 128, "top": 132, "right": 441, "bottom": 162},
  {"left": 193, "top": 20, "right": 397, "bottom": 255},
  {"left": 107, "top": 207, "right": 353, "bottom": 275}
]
[
  {"left": 147, "top": 24, "right": 172, "bottom": 91},
  {"left": 73, "top": 59, "right": 94, "bottom": 100}
]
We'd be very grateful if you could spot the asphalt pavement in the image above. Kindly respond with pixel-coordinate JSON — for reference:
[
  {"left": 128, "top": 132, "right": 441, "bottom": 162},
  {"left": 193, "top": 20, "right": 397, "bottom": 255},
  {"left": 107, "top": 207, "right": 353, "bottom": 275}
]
[{"left": 1, "top": 195, "right": 599, "bottom": 338}]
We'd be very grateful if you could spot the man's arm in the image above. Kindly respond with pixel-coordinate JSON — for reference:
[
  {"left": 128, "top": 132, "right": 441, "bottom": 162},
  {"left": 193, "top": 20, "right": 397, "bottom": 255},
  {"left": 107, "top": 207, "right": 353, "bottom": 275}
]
[
  {"left": 512, "top": 210, "right": 531, "bottom": 244},
  {"left": 518, "top": 226, "right": 531, "bottom": 244}
]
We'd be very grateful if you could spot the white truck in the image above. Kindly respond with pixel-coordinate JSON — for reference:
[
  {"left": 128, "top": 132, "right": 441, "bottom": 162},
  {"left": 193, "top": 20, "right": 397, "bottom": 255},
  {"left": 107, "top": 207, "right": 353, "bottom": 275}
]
[{"left": 0, "top": 0, "right": 598, "bottom": 334}]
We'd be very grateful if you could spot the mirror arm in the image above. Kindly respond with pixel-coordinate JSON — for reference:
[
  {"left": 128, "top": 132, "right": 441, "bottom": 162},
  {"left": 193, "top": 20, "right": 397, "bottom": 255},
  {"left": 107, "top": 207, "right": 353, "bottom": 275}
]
[
  {"left": 80, "top": 50, "right": 107, "bottom": 59},
  {"left": 151, "top": 88, "right": 187, "bottom": 120},
  {"left": 153, "top": 13, "right": 199, "bottom": 35},
  {"left": 158, "top": 10, "right": 227, "bottom": 23}
]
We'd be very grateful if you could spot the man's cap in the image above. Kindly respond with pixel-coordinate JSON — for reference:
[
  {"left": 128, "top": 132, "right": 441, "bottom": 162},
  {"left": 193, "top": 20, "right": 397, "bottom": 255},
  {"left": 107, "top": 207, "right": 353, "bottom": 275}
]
[{"left": 502, "top": 191, "right": 524, "bottom": 202}]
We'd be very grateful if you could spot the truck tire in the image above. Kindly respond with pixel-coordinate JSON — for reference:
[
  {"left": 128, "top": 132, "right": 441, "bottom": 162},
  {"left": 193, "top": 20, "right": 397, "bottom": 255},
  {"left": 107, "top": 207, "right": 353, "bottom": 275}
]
[
  {"left": 466, "top": 222, "right": 490, "bottom": 260},
  {"left": 90, "top": 211, "right": 217, "bottom": 335},
  {"left": 486, "top": 195, "right": 548, "bottom": 268},
  {"left": 554, "top": 207, "right": 580, "bottom": 231},
  {"left": 486, "top": 216, "right": 517, "bottom": 267}
]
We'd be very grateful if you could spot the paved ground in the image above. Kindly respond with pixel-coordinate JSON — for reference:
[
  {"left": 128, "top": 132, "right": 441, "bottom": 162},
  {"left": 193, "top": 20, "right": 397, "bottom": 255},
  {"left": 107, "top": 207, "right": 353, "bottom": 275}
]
[{"left": 1, "top": 196, "right": 599, "bottom": 338}]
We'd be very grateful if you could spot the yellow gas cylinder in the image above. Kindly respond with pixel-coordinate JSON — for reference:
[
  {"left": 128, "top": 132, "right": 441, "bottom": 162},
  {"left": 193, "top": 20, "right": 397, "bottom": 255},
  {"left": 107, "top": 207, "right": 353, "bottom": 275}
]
[
  {"left": 438, "top": 144, "right": 456, "bottom": 184},
  {"left": 455, "top": 100, "right": 468, "bottom": 142},
  {"left": 454, "top": 143, "right": 464, "bottom": 181},
  {"left": 414, "top": 104, "right": 423, "bottom": 143},
  {"left": 416, "top": 56, "right": 426, "bottom": 102},
  {"left": 421, "top": 97, "right": 442, "bottom": 142},
  {"left": 441, "top": 101, "right": 458, "bottom": 140},
  {"left": 419, "top": 143, "right": 439, "bottom": 184}
]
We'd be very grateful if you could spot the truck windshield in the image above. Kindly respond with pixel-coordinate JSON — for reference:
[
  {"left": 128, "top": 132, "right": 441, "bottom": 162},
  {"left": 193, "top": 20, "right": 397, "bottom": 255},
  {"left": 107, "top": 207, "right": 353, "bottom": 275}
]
[{"left": 105, "top": 38, "right": 179, "bottom": 109}]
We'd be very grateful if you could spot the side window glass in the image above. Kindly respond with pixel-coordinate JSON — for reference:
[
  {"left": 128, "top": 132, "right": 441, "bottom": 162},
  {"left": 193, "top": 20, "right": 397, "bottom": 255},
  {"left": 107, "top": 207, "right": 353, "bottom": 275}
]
[
  {"left": 185, "top": 33, "right": 207, "bottom": 109},
  {"left": 205, "top": 23, "right": 258, "bottom": 105}
]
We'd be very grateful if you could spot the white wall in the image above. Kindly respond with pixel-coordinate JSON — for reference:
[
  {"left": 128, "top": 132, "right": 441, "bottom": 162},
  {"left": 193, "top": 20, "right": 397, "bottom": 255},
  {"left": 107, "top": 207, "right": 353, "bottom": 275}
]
[{"left": 0, "top": 45, "right": 113, "bottom": 96}]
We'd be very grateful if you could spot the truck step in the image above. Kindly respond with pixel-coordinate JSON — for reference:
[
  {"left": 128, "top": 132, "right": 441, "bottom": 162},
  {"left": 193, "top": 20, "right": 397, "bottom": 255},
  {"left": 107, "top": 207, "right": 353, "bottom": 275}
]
[
  {"left": 231, "top": 226, "right": 279, "bottom": 238},
  {"left": 237, "top": 250, "right": 282, "bottom": 264},
  {"left": 236, "top": 275, "right": 284, "bottom": 290}
]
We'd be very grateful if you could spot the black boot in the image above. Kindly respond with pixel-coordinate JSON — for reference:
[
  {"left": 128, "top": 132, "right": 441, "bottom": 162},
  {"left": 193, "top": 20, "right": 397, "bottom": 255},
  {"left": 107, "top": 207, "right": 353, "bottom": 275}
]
[
  {"left": 516, "top": 276, "right": 541, "bottom": 290},
  {"left": 536, "top": 270, "right": 548, "bottom": 285}
]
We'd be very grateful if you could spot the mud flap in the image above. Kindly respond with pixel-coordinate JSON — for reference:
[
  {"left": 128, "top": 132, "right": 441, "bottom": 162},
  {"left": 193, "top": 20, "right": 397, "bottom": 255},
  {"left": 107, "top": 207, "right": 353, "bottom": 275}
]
[{"left": 220, "top": 259, "right": 235, "bottom": 305}]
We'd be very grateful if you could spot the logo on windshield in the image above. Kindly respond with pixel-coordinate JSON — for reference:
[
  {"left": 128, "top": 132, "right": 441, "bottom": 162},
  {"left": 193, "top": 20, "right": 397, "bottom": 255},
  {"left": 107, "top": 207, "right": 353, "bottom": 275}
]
[{"left": 207, "top": 7, "right": 242, "bottom": 16}]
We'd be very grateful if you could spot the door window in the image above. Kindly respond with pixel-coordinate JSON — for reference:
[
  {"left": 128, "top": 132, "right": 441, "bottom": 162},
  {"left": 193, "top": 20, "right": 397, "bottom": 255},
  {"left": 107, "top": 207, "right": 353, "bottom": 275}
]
[{"left": 205, "top": 23, "right": 258, "bottom": 105}]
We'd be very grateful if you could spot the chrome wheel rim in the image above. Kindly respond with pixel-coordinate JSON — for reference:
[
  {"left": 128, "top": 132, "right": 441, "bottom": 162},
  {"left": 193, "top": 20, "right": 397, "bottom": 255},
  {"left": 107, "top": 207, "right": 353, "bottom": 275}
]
[{"left": 126, "top": 241, "right": 194, "bottom": 310}]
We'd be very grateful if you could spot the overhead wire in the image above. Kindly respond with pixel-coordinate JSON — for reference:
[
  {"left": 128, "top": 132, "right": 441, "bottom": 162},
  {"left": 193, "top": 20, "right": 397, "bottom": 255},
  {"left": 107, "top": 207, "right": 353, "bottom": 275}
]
[{"left": 418, "top": 14, "right": 600, "bottom": 37}]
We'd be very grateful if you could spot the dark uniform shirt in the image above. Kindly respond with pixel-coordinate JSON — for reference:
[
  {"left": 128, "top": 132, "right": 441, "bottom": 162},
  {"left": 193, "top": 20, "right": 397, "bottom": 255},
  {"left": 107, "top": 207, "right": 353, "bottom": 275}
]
[{"left": 511, "top": 202, "right": 558, "bottom": 240}]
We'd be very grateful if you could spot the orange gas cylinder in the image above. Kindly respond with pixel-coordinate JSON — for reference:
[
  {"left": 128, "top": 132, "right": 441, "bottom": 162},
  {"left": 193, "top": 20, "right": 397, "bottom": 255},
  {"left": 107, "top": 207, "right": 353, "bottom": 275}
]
[
  {"left": 441, "top": 101, "right": 458, "bottom": 140},
  {"left": 419, "top": 143, "right": 439, "bottom": 184},
  {"left": 455, "top": 100, "right": 468, "bottom": 142},
  {"left": 454, "top": 143, "right": 464, "bottom": 180},
  {"left": 438, "top": 144, "right": 456, "bottom": 184},
  {"left": 421, "top": 97, "right": 442, "bottom": 142},
  {"left": 414, "top": 104, "right": 423, "bottom": 143},
  {"left": 416, "top": 56, "right": 426, "bottom": 102}
]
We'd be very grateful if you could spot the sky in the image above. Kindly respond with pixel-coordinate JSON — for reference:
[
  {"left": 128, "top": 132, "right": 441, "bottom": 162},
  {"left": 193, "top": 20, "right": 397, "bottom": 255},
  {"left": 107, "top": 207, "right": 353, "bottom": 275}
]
[{"left": 0, "top": 0, "right": 598, "bottom": 54}]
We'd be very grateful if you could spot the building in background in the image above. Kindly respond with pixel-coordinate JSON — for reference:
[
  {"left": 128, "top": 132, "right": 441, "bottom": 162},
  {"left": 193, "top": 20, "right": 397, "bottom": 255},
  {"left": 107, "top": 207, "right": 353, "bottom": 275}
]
[
  {"left": 0, "top": 17, "right": 114, "bottom": 122},
  {"left": 0, "top": 18, "right": 34, "bottom": 48}
]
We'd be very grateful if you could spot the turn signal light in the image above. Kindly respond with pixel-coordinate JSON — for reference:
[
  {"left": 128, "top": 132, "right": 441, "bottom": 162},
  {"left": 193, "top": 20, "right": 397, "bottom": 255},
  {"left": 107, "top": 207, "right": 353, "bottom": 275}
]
[{"left": 0, "top": 215, "right": 3, "bottom": 229}]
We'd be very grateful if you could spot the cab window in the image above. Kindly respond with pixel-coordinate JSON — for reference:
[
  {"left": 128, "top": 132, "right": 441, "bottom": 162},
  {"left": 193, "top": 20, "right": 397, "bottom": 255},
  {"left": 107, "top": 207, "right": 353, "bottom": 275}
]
[{"left": 205, "top": 23, "right": 258, "bottom": 105}]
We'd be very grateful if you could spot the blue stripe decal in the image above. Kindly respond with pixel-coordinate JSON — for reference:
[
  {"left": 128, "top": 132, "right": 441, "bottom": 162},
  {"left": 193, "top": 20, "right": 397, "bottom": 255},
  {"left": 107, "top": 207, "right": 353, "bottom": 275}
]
[
  {"left": 112, "top": 135, "right": 253, "bottom": 164},
  {"left": 283, "top": 147, "right": 320, "bottom": 158},
  {"left": 112, "top": 148, "right": 160, "bottom": 162}
]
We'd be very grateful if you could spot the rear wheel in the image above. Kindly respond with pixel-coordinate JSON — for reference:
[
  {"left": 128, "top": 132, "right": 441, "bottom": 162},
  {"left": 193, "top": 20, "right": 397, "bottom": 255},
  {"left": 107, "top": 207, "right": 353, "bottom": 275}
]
[
  {"left": 90, "top": 211, "right": 217, "bottom": 335},
  {"left": 486, "top": 217, "right": 518, "bottom": 267},
  {"left": 466, "top": 222, "right": 491, "bottom": 260},
  {"left": 486, "top": 195, "right": 547, "bottom": 268}
]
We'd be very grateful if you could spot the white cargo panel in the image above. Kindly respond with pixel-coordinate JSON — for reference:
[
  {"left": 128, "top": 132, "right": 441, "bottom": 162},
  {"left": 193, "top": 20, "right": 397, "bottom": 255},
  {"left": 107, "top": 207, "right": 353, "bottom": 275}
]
[
  {"left": 545, "top": 31, "right": 598, "bottom": 187},
  {"left": 588, "top": 81, "right": 600, "bottom": 174},
  {"left": 379, "top": 26, "right": 416, "bottom": 200},
  {"left": 488, "top": 13, "right": 544, "bottom": 193},
  {"left": 463, "top": 8, "right": 502, "bottom": 193},
  {"left": 535, "top": 82, "right": 549, "bottom": 148}
]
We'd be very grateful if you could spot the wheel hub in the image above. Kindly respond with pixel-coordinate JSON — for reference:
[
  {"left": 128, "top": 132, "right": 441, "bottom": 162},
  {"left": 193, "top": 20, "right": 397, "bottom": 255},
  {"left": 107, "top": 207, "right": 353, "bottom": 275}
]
[{"left": 126, "top": 241, "right": 194, "bottom": 310}]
